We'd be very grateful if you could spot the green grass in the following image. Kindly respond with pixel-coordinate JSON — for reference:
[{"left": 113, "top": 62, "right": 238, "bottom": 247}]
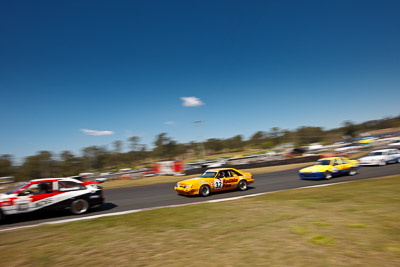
[{"left": 0, "top": 175, "right": 399, "bottom": 266}]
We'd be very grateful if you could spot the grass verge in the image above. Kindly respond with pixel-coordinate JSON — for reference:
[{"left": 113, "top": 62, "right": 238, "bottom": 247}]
[{"left": 1, "top": 175, "right": 399, "bottom": 266}]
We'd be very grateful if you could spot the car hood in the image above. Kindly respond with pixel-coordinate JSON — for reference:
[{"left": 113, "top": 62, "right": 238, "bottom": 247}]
[
  {"left": 300, "top": 166, "right": 329, "bottom": 172},
  {"left": 0, "top": 193, "right": 15, "bottom": 200},
  {"left": 177, "top": 177, "right": 208, "bottom": 185}
]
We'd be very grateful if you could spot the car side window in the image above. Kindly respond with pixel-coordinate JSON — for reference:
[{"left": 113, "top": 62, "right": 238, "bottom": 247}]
[
  {"left": 58, "top": 181, "right": 85, "bottom": 191},
  {"left": 333, "top": 159, "right": 340, "bottom": 166},
  {"left": 341, "top": 158, "right": 349, "bottom": 164},
  {"left": 231, "top": 170, "right": 242, "bottom": 176},
  {"left": 22, "top": 182, "right": 53, "bottom": 195}
]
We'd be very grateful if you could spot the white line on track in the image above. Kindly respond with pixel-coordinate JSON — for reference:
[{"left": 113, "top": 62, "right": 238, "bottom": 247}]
[{"left": 0, "top": 176, "right": 394, "bottom": 232}]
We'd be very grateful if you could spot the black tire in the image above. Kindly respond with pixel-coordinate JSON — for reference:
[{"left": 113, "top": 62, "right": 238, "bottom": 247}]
[
  {"left": 349, "top": 167, "right": 358, "bottom": 176},
  {"left": 237, "top": 180, "right": 248, "bottom": 191},
  {"left": 324, "top": 171, "right": 332, "bottom": 180},
  {"left": 199, "top": 185, "right": 211, "bottom": 197},
  {"left": 70, "top": 199, "right": 89, "bottom": 215},
  {"left": 0, "top": 210, "right": 4, "bottom": 223}
]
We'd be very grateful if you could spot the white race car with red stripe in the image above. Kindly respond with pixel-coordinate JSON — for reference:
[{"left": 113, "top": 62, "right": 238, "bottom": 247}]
[{"left": 0, "top": 178, "right": 104, "bottom": 222}]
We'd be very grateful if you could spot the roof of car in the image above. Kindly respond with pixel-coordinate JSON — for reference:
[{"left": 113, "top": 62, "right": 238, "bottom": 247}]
[
  {"left": 30, "top": 177, "right": 81, "bottom": 183},
  {"left": 206, "top": 168, "right": 235, "bottom": 172},
  {"left": 369, "top": 149, "right": 398, "bottom": 153},
  {"left": 317, "top": 157, "right": 338, "bottom": 160}
]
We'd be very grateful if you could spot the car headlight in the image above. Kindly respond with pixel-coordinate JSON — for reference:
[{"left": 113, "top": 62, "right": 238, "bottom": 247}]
[
  {"left": 175, "top": 183, "right": 179, "bottom": 188},
  {"left": 184, "top": 184, "right": 191, "bottom": 189}
]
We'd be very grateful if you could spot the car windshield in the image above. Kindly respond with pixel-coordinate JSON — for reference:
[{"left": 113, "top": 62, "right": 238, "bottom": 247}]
[
  {"left": 368, "top": 152, "right": 383, "bottom": 156},
  {"left": 200, "top": 171, "right": 217, "bottom": 178},
  {"left": 6, "top": 182, "right": 29, "bottom": 194},
  {"left": 314, "top": 160, "right": 331, "bottom": 166}
]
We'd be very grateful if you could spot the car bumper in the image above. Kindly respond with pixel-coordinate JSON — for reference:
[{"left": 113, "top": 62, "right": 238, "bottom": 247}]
[
  {"left": 299, "top": 172, "right": 325, "bottom": 179},
  {"left": 245, "top": 178, "right": 255, "bottom": 184},
  {"left": 174, "top": 187, "right": 197, "bottom": 195},
  {"left": 88, "top": 196, "right": 105, "bottom": 207}
]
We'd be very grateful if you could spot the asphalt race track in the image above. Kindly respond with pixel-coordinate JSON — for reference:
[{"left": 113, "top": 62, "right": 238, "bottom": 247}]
[{"left": 1, "top": 163, "right": 399, "bottom": 230}]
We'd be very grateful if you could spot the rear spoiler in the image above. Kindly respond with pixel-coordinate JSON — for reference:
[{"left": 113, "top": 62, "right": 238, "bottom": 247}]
[{"left": 81, "top": 181, "right": 100, "bottom": 186}]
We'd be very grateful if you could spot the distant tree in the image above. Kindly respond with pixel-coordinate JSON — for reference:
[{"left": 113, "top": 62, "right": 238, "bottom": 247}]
[
  {"left": 0, "top": 155, "right": 14, "bottom": 177},
  {"left": 224, "top": 135, "right": 244, "bottom": 151},
  {"left": 295, "top": 126, "right": 324, "bottom": 146},
  {"left": 113, "top": 140, "right": 123, "bottom": 153},
  {"left": 59, "top": 150, "right": 83, "bottom": 177},
  {"left": 206, "top": 138, "right": 224, "bottom": 153},
  {"left": 18, "top": 151, "right": 57, "bottom": 181},
  {"left": 249, "top": 131, "right": 266, "bottom": 148},
  {"left": 341, "top": 120, "right": 357, "bottom": 138},
  {"left": 128, "top": 136, "right": 140, "bottom": 151},
  {"left": 153, "top": 133, "right": 178, "bottom": 160},
  {"left": 261, "top": 141, "right": 274, "bottom": 149},
  {"left": 82, "top": 146, "right": 108, "bottom": 170},
  {"left": 268, "top": 127, "right": 283, "bottom": 145}
]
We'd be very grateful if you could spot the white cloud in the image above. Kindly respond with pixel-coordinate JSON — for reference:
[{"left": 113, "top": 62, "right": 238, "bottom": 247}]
[
  {"left": 180, "top": 96, "right": 204, "bottom": 107},
  {"left": 80, "top": 129, "right": 114, "bottom": 136},
  {"left": 165, "top": 121, "right": 175, "bottom": 125}
]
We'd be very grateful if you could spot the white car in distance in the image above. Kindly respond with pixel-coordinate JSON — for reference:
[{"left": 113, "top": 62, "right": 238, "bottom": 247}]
[
  {"left": 358, "top": 149, "right": 400, "bottom": 166},
  {"left": 388, "top": 139, "right": 400, "bottom": 148}
]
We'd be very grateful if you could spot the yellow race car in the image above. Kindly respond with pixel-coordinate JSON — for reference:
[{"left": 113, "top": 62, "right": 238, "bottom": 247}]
[
  {"left": 175, "top": 168, "right": 254, "bottom": 197},
  {"left": 299, "top": 157, "right": 359, "bottom": 180}
]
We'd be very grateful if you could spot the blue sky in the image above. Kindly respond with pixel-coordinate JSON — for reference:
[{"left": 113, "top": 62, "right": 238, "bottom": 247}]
[{"left": 1, "top": 0, "right": 400, "bottom": 162}]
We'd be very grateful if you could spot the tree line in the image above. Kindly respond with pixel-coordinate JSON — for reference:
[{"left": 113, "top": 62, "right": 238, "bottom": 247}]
[{"left": 1, "top": 115, "right": 399, "bottom": 181}]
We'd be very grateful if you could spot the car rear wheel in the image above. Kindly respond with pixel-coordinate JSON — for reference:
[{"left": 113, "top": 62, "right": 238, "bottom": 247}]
[
  {"left": 237, "top": 180, "right": 248, "bottom": 191},
  {"left": 349, "top": 168, "right": 357, "bottom": 176},
  {"left": 70, "top": 199, "right": 89, "bottom": 215},
  {"left": 0, "top": 210, "right": 4, "bottom": 223},
  {"left": 324, "top": 171, "right": 332, "bottom": 180},
  {"left": 199, "top": 185, "right": 211, "bottom": 197}
]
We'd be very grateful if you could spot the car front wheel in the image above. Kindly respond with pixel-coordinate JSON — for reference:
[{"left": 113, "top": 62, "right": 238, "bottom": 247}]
[
  {"left": 70, "top": 199, "right": 89, "bottom": 215},
  {"left": 349, "top": 168, "right": 358, "bottom": 176},
  {"left": 324, "top": 171, "right": 332, "bottom": 180},
  {"left": 237, "top": 180, "right": 248, "bottom": 191},
  {"left": 199, "top": 185, "right": 211, "bottom": 197}
]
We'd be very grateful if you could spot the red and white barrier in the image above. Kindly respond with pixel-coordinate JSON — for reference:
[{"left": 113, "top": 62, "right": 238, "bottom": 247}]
[{"left": 153, "top": 160, "right": 184, "bottom": 175}]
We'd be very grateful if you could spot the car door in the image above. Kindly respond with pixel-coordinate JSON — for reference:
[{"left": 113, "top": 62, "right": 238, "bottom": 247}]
[
  {"left": 339, "top": 157, "right": 353, "bottom": 173},
  {"left": 221, "top": 170, "right": 238, "bottom": 190},
  {"left": 389, "top": 149, "right": 399, "bottom": 163},
  {"left": 16, "top": 182, "right": 57, "bottom": 212},
  {"left": 214, "top": 171, "right": 225, "bottom": 191},
  {"left": 330, "top": 158, "right": 342, "bottom": 174}
]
